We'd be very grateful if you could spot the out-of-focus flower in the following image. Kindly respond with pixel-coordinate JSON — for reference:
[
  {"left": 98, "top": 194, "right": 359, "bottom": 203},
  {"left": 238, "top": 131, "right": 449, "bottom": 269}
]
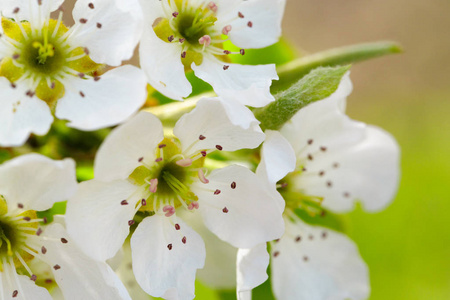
[
  {"left": 0, "top": 153, "right": 131, "bottom": 300},
  {"left": 66, "top": 99, "right": 285, "bottom": 299},
  {"left": 237, "top": 74, "right": 401, "bottom": 300},
  {"left": 139, "top": 0, "right": 285, "bottom": 128},
  {"left": 0, "top": 0, "right": 146, "bottom": 146}
]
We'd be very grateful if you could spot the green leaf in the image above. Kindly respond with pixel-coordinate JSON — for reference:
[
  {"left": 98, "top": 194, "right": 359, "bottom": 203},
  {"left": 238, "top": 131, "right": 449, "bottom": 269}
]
[
  {"left": 272, "top": 41, "right": 402, "bottom": 92},
  {"left": 254, "top": 65, "right": 351, "bottom": 131}
]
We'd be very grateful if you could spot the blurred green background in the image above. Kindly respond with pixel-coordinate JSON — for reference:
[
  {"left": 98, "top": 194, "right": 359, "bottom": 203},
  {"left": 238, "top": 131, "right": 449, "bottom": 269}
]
[{"left": 58, "top": 0, "right": 449, "bottom": 299}]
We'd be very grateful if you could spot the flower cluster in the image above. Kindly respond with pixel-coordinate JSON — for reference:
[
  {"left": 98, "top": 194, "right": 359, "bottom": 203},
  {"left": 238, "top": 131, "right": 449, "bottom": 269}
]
[{"left": 0, "top": 0, "right": 401, "bottom": 299}]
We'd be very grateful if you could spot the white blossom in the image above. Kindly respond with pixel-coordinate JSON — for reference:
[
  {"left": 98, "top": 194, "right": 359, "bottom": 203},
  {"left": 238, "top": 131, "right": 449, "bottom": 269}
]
[
  {"left": 66, "top": 99, "right": 285, "bottom": 300},
  {"left": 139, "top": 0, "right": 286, "bottom": 128},
  {"left": 0, "top": 154, "right": 130, "bottom": 300},
  {"left": 0, "top": 0, "right": 146, "bottom": 146}
]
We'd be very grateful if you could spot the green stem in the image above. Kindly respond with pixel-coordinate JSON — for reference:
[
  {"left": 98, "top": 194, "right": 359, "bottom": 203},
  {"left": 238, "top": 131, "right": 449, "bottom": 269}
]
[{"left": 272, "top": 41, "right": 402, "bottom": 92}]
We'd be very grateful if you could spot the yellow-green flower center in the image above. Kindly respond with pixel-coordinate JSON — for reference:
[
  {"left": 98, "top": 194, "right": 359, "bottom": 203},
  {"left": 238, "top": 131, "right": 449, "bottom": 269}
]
[
  {"left": 153, "top": 1, "right": 232, "bottom": 70},
  {"left": 0, "top": 17, "right": 101, "bottom": 107},
  {"left": 128, "top": 137, "right": 205, "bottom": 213},
  {"left": 277, "top": 169, "right": 325, "bottom": 216},
  {"left": 0, "top": 197, "right": 38, "bottom": 271}
]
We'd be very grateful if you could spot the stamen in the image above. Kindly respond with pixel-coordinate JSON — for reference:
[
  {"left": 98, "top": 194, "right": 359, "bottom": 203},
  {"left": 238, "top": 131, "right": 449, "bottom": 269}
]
[
  {"left": 52, "top": 11, "right": 64, "bottom": 38},
  {"left": 162, "top": 205, "right": 175, "bottom": 217},
  {"left": 208, "top": 2, "right": 218, "bottom": 12},
  {"left": 199, "top": 35, "right": 211, "bottom": 47},
  {"left": 176, "top": 158, "right": 192, "bottom": 167},
  {"left": 222, "top": 25, "right": 232, "bottom": 35},
  {"left": 149, "top": 178, "right": 158, "bottom": 193},
  {"left": 198, "top": 169, "right": 209, "bottom": 184},
  {"left": 188, "top": 202, "right": 199, "bottom": 210}
]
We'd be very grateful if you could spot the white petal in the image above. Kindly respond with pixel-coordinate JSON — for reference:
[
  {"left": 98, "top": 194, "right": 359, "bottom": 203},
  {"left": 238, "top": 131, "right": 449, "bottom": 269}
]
[
  {"left": 194, "top": 165, "right": 285, "bottom": 248},
  {"left": 174, "top": 99, "right": 265, "bottom": 156},
  {"left": 38, "top": 223, "right": 131, "bottom": 300},
  {"left": 236, "top": 244, "right": 269, "bottom": 300},
  {"left": 0, "top": 154, "right": 76, "bottom": 211},
  {"left": 139, "top": 19, "right": 192, "bottom": 100},
  {"left": 0, "top": 272, "right": 51, "bottom": 300},
  {"left": 0, "top": 0, "right": 63, "bottom": 27},
  {"left": 192, "top": 57, "right": 277, "bottom": 107},
  {"left": 217, "top": 96, "right": 260, "bottom": 129},
  {"left": 65, "top": 179, "right": 138, "bottom": 261},
  {"left": 94, "top": 111, "right": 164, "bottom": 181},
  {"left": 70, "top": 0, "right": 143, "bottom": 66},
  {"left": 138, "top": 0, "right": 165, "bottom": 21},
  {"left": 296, "top": 125, "right": 400, "bottom": 212},
  {"left": 271, "top": 219, "right": 370, "bottom": 300},
  {"left": 256, "top": 130, "right": 296, "bottom": 185},
  {"left": 0, "top": 78, "right": 53, "bottom": 147},
  {"left": 219, "top": 0, "right": 285, "bottom": 49},
  {"left": 55, "top": 65, "right": 147, "bottom": 131},
  {"left": 131, "top": 215, "right": 205, "bottom": 299},
  {"left": 182, "top": 211, "right": 238, "bottom": 289},
  {"left": 281, "top": 76, "right": 399, "bottom": 212}
]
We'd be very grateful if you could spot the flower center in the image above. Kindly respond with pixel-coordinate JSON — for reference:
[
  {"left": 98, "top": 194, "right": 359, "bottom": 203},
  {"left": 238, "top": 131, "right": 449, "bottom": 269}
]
[
  {"left": 153, "top": 0, "right": 240, "bottom": 70},
  {"left": 0, "top": 16, "right": 101, "bottom": 107},
  {"left": 277, "top": 169, "right": 325, "bottom": 215},
  {"left": 21, "top": 34, "right": 66, "bottom": 77},
  {"left": 175, "top": 8, "right": 217, "bottom": 45},
  {"left": 0, "top": 200, "right": 39, "bottom": 271},
  {"left": 0, "top": 220, "right": 18, "bottom": 257},
  {"left": 128, "top": 137, "right": 205, "bottom": 214}
]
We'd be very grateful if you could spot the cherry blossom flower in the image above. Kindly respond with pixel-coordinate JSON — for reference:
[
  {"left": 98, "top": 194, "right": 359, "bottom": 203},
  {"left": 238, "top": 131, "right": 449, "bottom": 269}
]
[
  {"left": 0, "top": 153, "right": 131, "bottom": 300},
  {"left": 139, "top": 0, "right": 285, "bottom": 128},
  {"left": 236, "top": 74, "right": 400, "bottom": 299},
  {"left": 0, "top": 0, "right": 146, "bottom": 146},
  {"left": 65, "top": 99, "right": 285, "bottom": 299}
]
